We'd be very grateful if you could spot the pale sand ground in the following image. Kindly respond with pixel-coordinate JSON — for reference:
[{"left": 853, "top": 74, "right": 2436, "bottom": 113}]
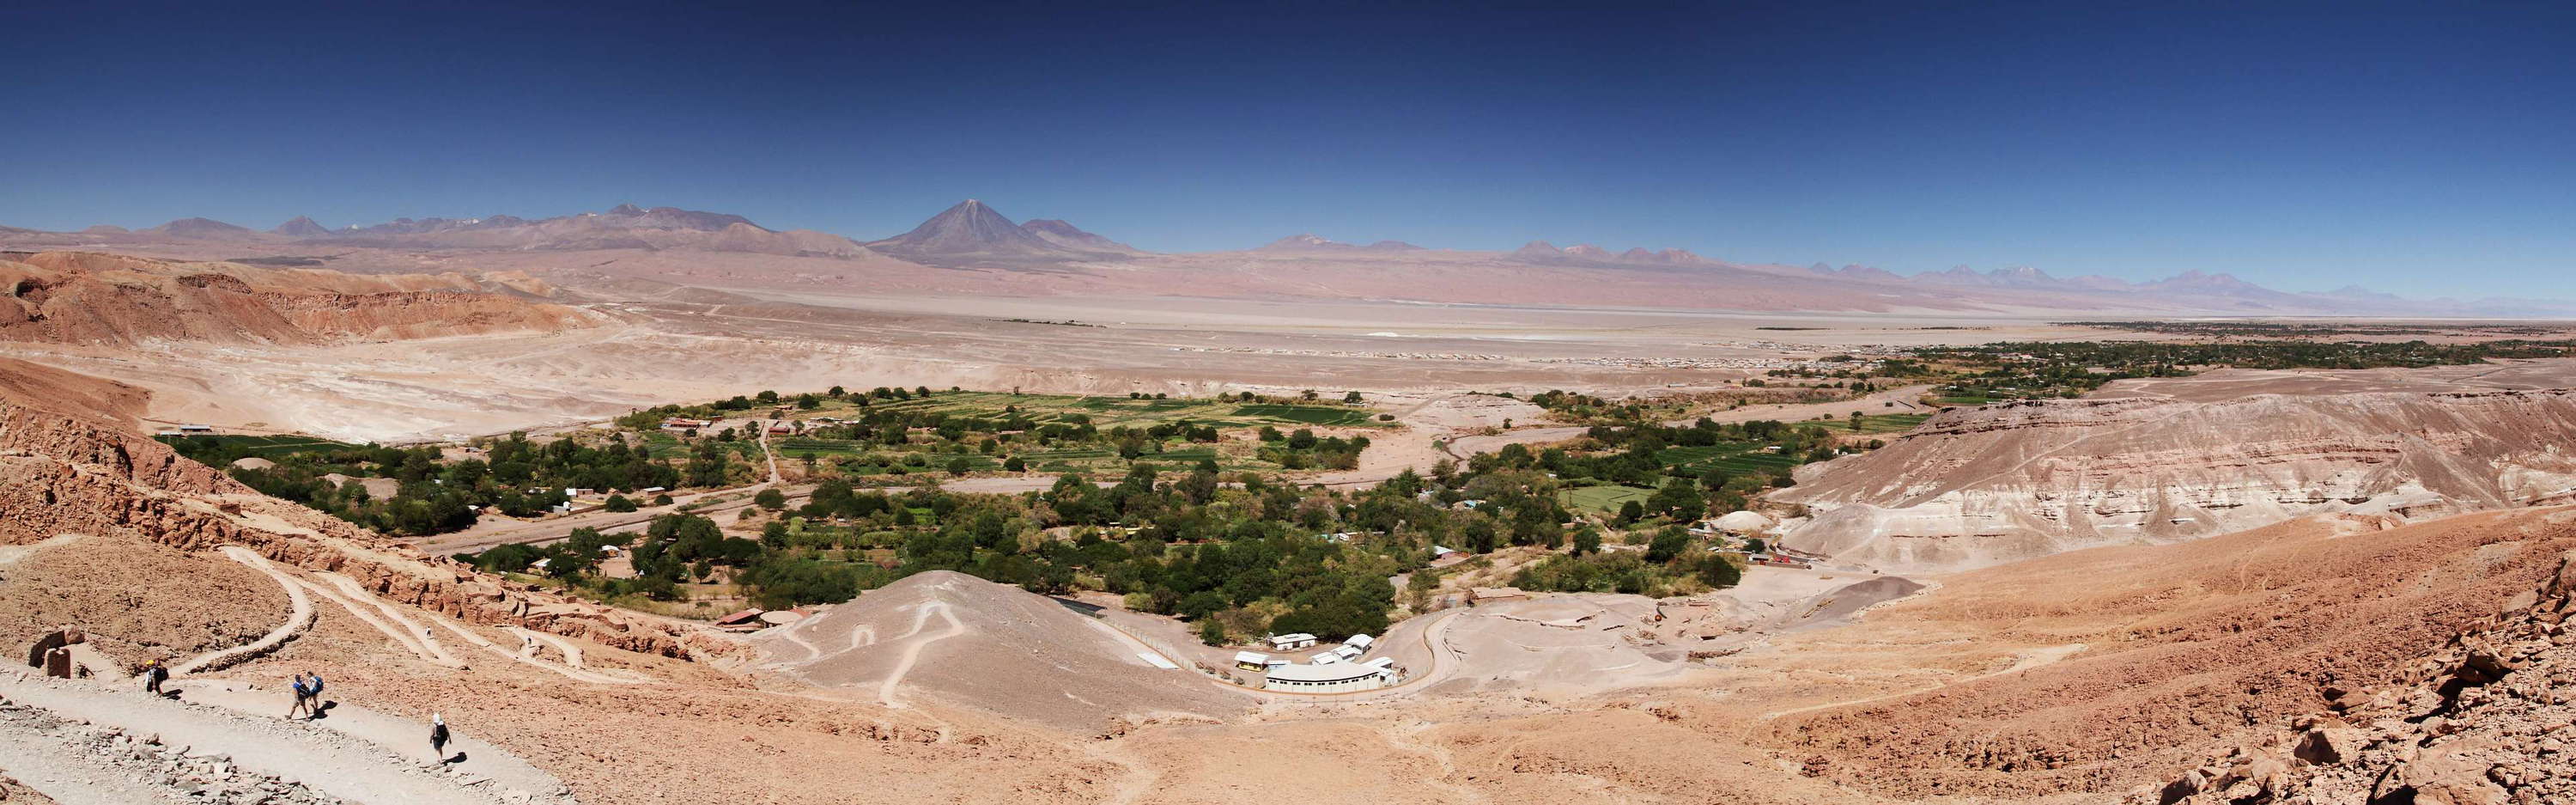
[{"left": 0, "top": 283, "right": 2151, "bottom": 444}]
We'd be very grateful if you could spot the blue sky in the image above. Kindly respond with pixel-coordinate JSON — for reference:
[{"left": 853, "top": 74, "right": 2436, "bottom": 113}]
[{"left": 4, "top": 1, "right": 2571, "bottom": 297}]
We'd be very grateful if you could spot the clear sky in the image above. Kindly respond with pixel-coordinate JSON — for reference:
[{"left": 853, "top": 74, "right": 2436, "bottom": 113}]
[{"left": 4, "top": 1, "right": 2570, "bottom": 297}]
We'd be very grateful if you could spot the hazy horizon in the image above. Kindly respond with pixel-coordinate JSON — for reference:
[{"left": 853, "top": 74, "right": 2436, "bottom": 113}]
[{"left": 6, "top": 1, "right": 2572, "bottom": 297}]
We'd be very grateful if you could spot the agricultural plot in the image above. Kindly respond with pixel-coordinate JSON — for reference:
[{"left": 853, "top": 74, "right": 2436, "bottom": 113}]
[
  {"left": 772, "top": 437, "right": 873, "bottom": 458},
  {"left": 1823, "top": 413, "right": 1931, "bottom": 434},
  {"left": 1559, "top": 485, "right": 1654, "bottom": 513},
  {"left": 1228, "top": 404, "right": 1376, "bottom": 426},
  {"left": 641, "top": 431, "right": 685, "bottom": 459},
  {"left": 1655, "top": 444, "right": 1804, "bottom": 475}
]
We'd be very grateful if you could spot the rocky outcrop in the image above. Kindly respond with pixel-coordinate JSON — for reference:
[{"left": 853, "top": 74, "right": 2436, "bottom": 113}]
[
  {"left": 1777, "top": 389, "right": 2576, "bottom": 572},
  {"left": 2139, "top": 548, "right": 2576, "bottom": 805}
]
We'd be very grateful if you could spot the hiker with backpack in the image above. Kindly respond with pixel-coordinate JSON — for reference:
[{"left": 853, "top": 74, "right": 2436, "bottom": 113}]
[
  {"left": 142, "top": 659, "right": 169, "bottom": 695},
  {"left": 285, "top": 673, "right": 312, "bottom": 718},
  {"left": 302, "top": 671, "right": 325, "bottom": 719}
]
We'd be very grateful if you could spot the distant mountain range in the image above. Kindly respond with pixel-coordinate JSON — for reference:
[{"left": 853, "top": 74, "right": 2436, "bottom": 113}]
[{"left": 7, "top": 200, "right": 2566, "bottom": 316}]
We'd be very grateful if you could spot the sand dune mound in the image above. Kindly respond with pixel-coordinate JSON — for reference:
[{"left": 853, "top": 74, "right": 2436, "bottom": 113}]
[
  {"left": 1779, "top": 368, "right": 2576, "bottom": 572},
  {"left": 756, "top": 570, "right": 1251, "bottom": 731}
]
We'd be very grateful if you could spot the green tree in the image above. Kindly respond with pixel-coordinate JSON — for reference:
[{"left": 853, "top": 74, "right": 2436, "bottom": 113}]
[
  {"left": 603, "top": 494, "right": 637, "bottom": 513},
  {"left": 1647, "top": 479, "right": 1705, "bottom": 520},
  {"left": 755, "top": 488, "right": 787, "bottom": 510},
  {"left": 1645, "top": 527, "right": 1689, "bottom": 563}
]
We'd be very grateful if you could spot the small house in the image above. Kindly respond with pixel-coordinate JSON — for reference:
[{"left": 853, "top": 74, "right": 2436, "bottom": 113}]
[
  {"left": 1331, "top": 644, "right": 1364, "bottom": 661},
  {"left": 1234, "top": 651, "right": 1270, "bottom": 671},
  {"left": 1344, "top": 634, "right": 1375, "bottom": 651},
  {"left": 1267, "top": 633, "right": 1319, "bottom": 650},
  {"left": 1309, "top": 651, "right": 1343, "bottom": 665}
]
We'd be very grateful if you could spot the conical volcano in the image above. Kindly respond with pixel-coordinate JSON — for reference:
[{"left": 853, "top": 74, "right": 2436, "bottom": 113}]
[
  {"left": 273, "top": 216, "right": 333, "bottom": 237},
  {"left": 867, "top": 200, "right": 1126, "bottom": 266}
]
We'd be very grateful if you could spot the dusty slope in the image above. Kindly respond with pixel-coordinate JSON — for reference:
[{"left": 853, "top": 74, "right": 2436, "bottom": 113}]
[
  {"left": 1777, "top": 363, "right": 2576, "bottom": 572},
  {"left": 1757, "top": 508, "right": 2576, "bottom": 800},
  {"left": 0, "top": 356, "right": 149, "bottom": 429},
  {"left": 756, "top": 570, "right": 1254, "bottom": 732},
  {"left": 2146, "top": 542, "right": 2576, "bottom": 805},
  {"left": 0, "top": 251, "right": 594, "bottom": 346}
]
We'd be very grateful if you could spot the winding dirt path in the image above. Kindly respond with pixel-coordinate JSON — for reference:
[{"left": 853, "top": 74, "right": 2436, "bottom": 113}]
[
  {"left": 315, "top": 572, "right": 465, "bottom": 668},
  {"left": 1, "top": 675, "right": 556, "bottom": 805},
  {"left": 177, "top": 547, "right": 319, "bottom": 676},
  {"left": 502, "top": 628, "right": 651, "bottom": 683},
  {"left": 877, "top": 601, "right": 964, "bottom": 708},
  {"left": 287, "top": 569, "right": 458, "bottom": 668}
]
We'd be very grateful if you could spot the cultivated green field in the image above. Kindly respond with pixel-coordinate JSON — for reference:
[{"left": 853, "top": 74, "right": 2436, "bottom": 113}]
[
  {"left": 1843, "top": 412, "right": 1932, "bottom": 433},
  {"left": 1653, "top": 444, "right": 1804, "bottom": 475},
  {"left": 1558, "top": 485, "right": 1654, "bottom": 513}
]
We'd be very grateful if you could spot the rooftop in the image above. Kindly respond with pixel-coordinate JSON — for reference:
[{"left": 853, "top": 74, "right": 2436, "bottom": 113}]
[{"left": 1264, "top": 662, "right": 1392, "bottom": 684}]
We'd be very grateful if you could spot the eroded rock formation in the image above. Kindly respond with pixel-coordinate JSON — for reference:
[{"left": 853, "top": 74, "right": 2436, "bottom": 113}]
[{"left": 1778, "top": 389, "right": 2576, "bottom": 572}]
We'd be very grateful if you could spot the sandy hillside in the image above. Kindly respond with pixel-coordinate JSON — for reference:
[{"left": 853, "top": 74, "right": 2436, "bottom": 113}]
[{"left": 755, "top": 570, "right": 1254, "bottom": 732}]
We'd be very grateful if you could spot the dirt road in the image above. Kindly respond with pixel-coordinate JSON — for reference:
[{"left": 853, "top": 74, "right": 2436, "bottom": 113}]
[{"left": 0, "top": 674, "right": 564, "bottom": 805}]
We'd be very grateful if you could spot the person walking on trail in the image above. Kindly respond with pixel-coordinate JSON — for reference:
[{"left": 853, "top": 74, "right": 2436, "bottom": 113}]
[
  {"left": 285, "top": 673, "right": 312, "bottom": 718},
  {"left": 430, "top": 713, "right": 451, "bottom": 759},
  {"left": 303, "top": 671, "right": 326, "bottom": 719},
  {"left": 142, "top": 659, "right": 169, "bottom": 695}
]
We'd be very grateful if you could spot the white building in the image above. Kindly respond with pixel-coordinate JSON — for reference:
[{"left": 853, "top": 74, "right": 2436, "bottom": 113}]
[
  {"left": 1331, "top": 644, "right": 1364, "bottom": 661},
  {"left": 1233, "top": 651, "right": 1270, "bottom": 670},
  {"left": 1344, "top": 634, "right": 1376, "bottom": 651},
  {"left": 1309, "top": 651, "right": 1343, "bottom": 665},
  {"left": 1261, "top": 662, "right": 1395, "bottom": 692},
  {"left": 1267, "top": 633, "right": 1319, "bottom": 650}
]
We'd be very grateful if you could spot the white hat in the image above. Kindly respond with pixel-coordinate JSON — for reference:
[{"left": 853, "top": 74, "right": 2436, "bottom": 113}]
[{"left": 433, "top": 713, "right": 444, "bottom": 726}]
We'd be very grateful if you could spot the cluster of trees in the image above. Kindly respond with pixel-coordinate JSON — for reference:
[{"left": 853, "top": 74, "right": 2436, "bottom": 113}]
[
  {"left": 1255, "top": 427, "right": 1367, "bottom": 470},
  {"left": 1905, "top": 338, "right": 2576, "bottom": 403},
  {"left": 471, "top": 441, "right": 1732, "bottom": 645},
  {"left": 1510, "top": 524, "right": 1743, "bottom": 597},
  {"left": 185, "top": 430, "right": 710, "bottom": 537}
]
